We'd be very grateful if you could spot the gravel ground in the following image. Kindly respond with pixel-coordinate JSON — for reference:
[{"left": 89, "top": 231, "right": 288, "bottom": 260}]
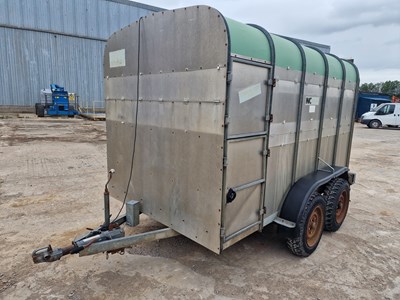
[{"left": 0, "top": 115, "right": 399, "bottom": 299}]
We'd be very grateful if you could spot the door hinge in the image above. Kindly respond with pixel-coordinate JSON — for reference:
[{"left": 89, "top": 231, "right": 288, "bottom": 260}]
[
  {"left": 259, "top": 207, "right": 266, "bottom": 216},
  {"left": 263, "top": 149, "right": 270, "bottom": 157},
  {"left": 265, "top": 114, "right": 273, "bottom": 122},
  {"left": 223, "top": 157, "right": 228, "bottom": 167},
  {"left": 220, "top": 227, "right": 226, "bottom": 238},
  {"left": 224, "top": 115, "right": 230, "bottom": 125},
  {"left": 227, "top": 72, "right": 233, "bottom": 84},
  {"left": 266, "top": 78, "right": 277, "bottom": 87}
]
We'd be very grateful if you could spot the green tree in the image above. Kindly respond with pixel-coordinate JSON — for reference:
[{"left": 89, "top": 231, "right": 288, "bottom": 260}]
[
  {"left": 360, "top": 80, "right": 400, "bottom": 97},
  {"left": 381, "top": 80, "right": 400, "bottom": 96}
]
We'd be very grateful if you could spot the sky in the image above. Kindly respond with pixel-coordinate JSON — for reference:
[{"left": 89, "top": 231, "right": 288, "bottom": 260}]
[{"left": 139, "top": 0, "right": 400, "bottom": 84}]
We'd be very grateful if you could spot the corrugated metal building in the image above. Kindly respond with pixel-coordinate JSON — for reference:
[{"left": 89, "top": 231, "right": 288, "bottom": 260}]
[
  {"left": 0, "top": 0, "right": 162, "bottom": 109},
  {"left": 0, "top": 1, "right": 330, "bottom": 110}
]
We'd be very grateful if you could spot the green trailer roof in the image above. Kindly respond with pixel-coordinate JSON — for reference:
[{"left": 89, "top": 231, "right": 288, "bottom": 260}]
[
  {"left": 302, "top": 46, "right": 326, "bottom": 76},
  {"left": 270, "top": 34, "right": 302, "bottom": 72},
  {"left": 343, "top": 60, "right": 358, "bottom": 83},
  {"left": 226, "top": 18, "right": 271, "bottom": 63},
  {"left": 326, "top": 55, "right": 344, "bottom": 80},
  {"left": 225, "top": 17, "right": 358, "bottom": 82}
]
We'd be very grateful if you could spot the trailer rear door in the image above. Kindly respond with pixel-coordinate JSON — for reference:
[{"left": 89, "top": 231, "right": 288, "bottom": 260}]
[{"left": 223, "top": 61, "right": 270, "bottom": 247}]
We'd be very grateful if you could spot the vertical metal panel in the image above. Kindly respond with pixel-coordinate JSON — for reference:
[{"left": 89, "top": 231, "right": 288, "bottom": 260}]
[
  {"left": 224, "top": 61, "right": 269, "bottom": 238},
  {"left": 7, "top": 0, "right": 23, "bottom": 26},
  {"left": 346, "top": 72, "right": 360, "bottom": 167},
  {"left": 319, "top": 80, "right": 342, "bottom": 166},
  {"left": 264, "top": 67, "right": 300, "bottom": 214},
  {"left": 247, "top": 24, "right": 277, "bottom": 226},
  {"left": 35, "top": 0, "right": 50, "bottom": 30},
  {"left": 62, "top": 0, "right": 76, "bottom": 34},
  {"left": 279, "top": 37, "right": 307, "bottom": 186},
  {"left": 335, "top": 88, "right": 355, "bottom": 166},
  {"left": 87, "top": 0, "right": 99, "bottom": 38},
  {"left": 21, "top": 0, "right": 36, "bottom": 29},
  {"left": 0, "top": 0, "right": 162, "bottom": 107},
  {"left": 296, "top": 75, "right": 325, "bottom": 180},
  {"left": 120, "top": 4, "right": 132, "bottom": 28},
  {"left": 0, "top": 28, "right": 105, "bottom": 106},
  {"left": 75, "top": 0, "right": 88, "bottom": 37},
  {"left": 138, "top": 9, "right": 228, "bottom": 74},
  {"left": 227, "top": 62, "right": 269, "bottom": 136},
  {"left": 0, "top": 0, "right": 9, "bottom": 24},
  {"left": 108, "top": 2, "right": 122, "bottom": 34},
  {"left": 327, "top": 54, "right": 347, "bottom": 166},
  {"left": 225, "top": 138, "right": 264, "bottom": 236},
  {"left": 1, "top": 0, "right": 161, "bottom": 38},
  {"left": 105, "top": 6, "right": 228, "bottom": 254},
  {"left": 49, "top": 0, "right": 64, "bottom": 33},
  {"left": 265, "top": 144, "right": 295, "bottom": 214},
  {"left": 98, "top": 0, "right": 109, "bottom": 37},
  {"left": 104, "top": 23, "right": 140, "bottom": 79}
]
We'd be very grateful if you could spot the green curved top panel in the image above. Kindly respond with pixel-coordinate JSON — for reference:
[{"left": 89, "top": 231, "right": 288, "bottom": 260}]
[
  {"left": 343, "top": 60, "right": 357, "bottom": 83},
  {"left": 326, "top": 55, "right": 343, "bottom": 80},
  {"left": 225, "top": 17, "right": 358, "bottom": 82},
  {"left": 271, "top": 34, "right": 302, "bottom": 71},
  {"left": 226, "top": 18, "right": 271, "bottom": 62},
  {"left": 302, "top": 46, "right": 325, "bottom": 76},
  {"left": 270, "top": 34, "right": 302, "bottom": 72}
]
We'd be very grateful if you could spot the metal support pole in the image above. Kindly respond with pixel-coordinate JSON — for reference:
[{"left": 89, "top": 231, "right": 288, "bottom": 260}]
[
  {"left": 104, "top": 190, "right": 110, "bottom": 228},
  {"left": 103, "top": 169, "right": 115, "bottom": 229}
]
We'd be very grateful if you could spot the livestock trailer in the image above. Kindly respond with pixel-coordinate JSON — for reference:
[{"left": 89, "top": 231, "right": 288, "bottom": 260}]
[{"left": 33, "top": 6, "right": 359, "bottom": 263}]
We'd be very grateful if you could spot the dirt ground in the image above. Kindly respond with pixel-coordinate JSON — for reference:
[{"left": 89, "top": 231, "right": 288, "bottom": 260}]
[{"left": 0, "top": 114, "right": 399, "bottom": 300}]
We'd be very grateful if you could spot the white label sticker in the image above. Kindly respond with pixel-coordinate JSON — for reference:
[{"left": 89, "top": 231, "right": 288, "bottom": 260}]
[
  {"left": 305, "top": 96, "right": 320, "bottom": 106},
  {"left": 309, "top": 105, "right": 316, "bottom": 113},
  {"left": 238, "top": 83, "right": 262, "bottom": 104},
  {"left": 109, "top": 49, "right": 126, "bottom": 68}
]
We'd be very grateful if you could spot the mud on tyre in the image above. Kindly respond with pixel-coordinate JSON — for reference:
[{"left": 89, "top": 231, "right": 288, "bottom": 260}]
[
  {"left": 287, "top": 192, "right": 326, "bottom": 257},
  {"left": 323, "top": 178, "right": 350, "bottom": 232}
]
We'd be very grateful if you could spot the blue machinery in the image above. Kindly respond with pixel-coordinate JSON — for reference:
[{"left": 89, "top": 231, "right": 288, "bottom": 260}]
[{"left": 35, "top": 84, "right": 79, "bottom": 117}]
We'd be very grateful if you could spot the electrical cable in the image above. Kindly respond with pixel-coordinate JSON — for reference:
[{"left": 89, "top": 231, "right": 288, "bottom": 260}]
[{"left": 112, "top": 17, "right": 142, "bottom": 222}]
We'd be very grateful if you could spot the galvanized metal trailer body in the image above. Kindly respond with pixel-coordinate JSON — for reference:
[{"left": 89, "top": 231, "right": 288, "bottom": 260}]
[{"left": 105, "top": 6, "right": 359, "bottom": 255}]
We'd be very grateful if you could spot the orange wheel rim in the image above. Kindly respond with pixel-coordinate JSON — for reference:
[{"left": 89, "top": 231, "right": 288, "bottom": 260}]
[
  {"left": 306, "top": 206, "right": 324, "bottom": 248},
  {"left": 336, "top": 189, "right": 349, "bottom": 224}
]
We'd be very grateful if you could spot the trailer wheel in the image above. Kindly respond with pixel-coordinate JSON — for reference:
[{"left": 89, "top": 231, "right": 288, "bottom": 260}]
[
  {"left": 287, "top": 192, "right": 325, "bottom": 257},
  {"left": 368, "top": 120, "right": 381, "bottom": 129},
  {"left": 324, "top": 178, "right": 350, "bottom": 232}
]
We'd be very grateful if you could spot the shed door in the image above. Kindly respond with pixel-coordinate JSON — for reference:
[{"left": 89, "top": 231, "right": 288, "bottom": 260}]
[{"left": 224, "top": 61, "right": 270, "bottom": 240}]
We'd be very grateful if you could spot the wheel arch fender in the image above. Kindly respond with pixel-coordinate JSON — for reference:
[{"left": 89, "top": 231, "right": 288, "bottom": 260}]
[{"left": 279, "top": 167, "right": 351, "bottom": 227}]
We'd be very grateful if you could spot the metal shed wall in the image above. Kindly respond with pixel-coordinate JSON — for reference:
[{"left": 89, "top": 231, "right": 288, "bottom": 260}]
[{"left": 0, "top": 0, "right": 162, "bottom": 108}]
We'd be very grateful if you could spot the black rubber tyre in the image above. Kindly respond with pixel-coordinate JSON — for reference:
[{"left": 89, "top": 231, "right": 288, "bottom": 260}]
[
  {"left": 35, "top": 103, "right": 40, "bottom": 115},
  {"left": 324, "top": 178, "right": 350, "bottom": 232},
  {"left": 37, "top": 104, "right": 45, "bottom": 117},
  {"left": 368, "top": 119, "right": 381, "bottom": 129},
  {"left": 287, "top": 192, "right": 326, "bottom": 257}
]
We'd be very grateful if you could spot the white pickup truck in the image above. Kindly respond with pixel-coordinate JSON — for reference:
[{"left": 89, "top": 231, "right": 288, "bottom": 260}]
[{"left": 360, "top": 103, "right": 400, "bottom": 128}]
